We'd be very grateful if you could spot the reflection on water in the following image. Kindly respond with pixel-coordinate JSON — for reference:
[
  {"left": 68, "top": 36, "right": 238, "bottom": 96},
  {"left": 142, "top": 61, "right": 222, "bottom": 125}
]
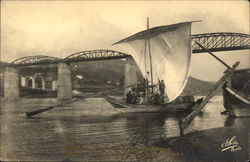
[{"left": 0, "top": 96, "right": 249, "bottom": 161}]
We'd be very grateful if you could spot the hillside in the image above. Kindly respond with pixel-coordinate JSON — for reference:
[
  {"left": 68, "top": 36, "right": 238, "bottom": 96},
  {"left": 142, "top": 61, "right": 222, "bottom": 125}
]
[
  {"left": 72, "top": 60, "right": 218, "bottom": 96},
  {"left": 0, "top": 60, "right": 220, "bottom": 96},
  {"left": 71, "top": 60, "right": 144, "bottom": 85},
  {"left": 182, "top": 76, "right": 221, "bottom": 96}
]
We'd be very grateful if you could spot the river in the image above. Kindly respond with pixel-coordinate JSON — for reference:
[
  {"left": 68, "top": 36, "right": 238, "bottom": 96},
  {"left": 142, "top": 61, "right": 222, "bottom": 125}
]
[{"left": 1, "top": 96, "right": 249, "bottom": 161}]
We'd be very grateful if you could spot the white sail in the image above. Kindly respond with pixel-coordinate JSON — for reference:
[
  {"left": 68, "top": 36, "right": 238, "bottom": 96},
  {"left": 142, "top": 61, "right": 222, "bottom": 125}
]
[{"left": 113, "top": 22, "right": 192, "bottom": 103}]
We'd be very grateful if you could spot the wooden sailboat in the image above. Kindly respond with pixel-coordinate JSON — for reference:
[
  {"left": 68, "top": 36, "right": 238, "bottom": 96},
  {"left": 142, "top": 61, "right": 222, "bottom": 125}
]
[{"left": 106, "top": 19, "right": 202, "bottom": 113}]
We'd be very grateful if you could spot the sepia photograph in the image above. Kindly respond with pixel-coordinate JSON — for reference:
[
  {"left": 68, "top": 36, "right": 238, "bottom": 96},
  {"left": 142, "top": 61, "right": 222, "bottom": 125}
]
[{"left": 1, "top": 0, "right": 249, "bottom": 161}]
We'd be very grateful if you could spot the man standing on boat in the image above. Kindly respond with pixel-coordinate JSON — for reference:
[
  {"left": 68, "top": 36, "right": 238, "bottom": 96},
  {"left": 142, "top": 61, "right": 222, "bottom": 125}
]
[
  {"left": 132, "top": 88, "right": 137, "bottom": 104},
  {"left": 126, "top": 90, "right": 133, "bottom": 104},
  {"left": 145, "top": 71, "right": 150, "bottom": 86},
  {"left": 159, "top": 80, "right": 169, "bottom": 104},
  {"left": 159, "top": 80, "right": 165, "bottom": 96}
]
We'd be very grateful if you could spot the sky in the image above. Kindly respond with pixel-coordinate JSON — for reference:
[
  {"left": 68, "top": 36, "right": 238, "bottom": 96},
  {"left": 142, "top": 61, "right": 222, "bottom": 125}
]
[{"left": 1, "top": 1, "right": 249, "bottom": 81}]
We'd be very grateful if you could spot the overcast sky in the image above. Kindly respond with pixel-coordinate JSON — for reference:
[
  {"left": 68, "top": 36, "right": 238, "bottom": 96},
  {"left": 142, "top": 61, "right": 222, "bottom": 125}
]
[{"left": 1, "top": 1, "right": 249, "bottom": 81}]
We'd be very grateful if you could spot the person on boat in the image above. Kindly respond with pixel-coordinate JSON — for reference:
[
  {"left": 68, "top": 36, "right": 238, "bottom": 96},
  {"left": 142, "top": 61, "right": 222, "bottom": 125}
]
[
  {"left": 145, "top": 71, "right": 150, "bottom": 85},
  {"left": 152, "top": 88, "right": 161, "bottom": 104},
  {"left": 132, "top": 88, "right": 137, "bottom": 104},
  {"left": 136, "top": 92, "right": 144, "bottom": 104},
  {"left": 159, "top": 80, "right": 165, "bottom": 96},
  {"left": 126, "top": 91, "right": 133, "bottom": 104},
  {"left": 158, "top": 80, "right": 170, "bottom": 104},
  {"left": 158, "top": 80, "right": 162, "bottom": 94}
]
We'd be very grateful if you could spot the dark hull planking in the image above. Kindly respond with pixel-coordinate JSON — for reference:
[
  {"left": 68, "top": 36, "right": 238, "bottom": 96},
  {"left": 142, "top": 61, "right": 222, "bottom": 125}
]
[{"left": 223, "top": 68, "right": 250, "bottom": 117}]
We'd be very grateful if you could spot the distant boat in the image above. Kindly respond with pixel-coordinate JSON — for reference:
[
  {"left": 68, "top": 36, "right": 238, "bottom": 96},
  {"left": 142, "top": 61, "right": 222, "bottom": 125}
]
[{"left": 223, "top": 68, "right": 250, "bottom": 117}]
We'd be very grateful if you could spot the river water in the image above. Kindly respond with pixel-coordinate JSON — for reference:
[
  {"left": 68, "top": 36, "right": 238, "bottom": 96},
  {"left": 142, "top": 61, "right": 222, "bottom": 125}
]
[{"left": 1, "top": 96, "right": 249, "bottom": 161}]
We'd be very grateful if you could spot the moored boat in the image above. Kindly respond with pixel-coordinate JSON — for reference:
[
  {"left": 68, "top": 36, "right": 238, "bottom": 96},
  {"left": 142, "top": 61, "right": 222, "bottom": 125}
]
[
  {"left": 222, "top": 68, "right": 250, "bottom": 117},
  {"left": 111, "top": 19, "right": 198, "bottom": 112}
]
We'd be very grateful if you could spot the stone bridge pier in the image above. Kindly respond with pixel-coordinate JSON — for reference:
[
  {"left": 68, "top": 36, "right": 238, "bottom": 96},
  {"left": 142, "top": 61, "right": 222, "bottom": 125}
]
[
  {"left": 3, "top": 63, "right": 72, "bottom": 99},
  {"left": 4, "top": 67, "right": 19, "bottom": 99},
  {"left": 57, "top": 63, "right": 72, "bottom": 99},
  {"left": 124, "top": 57, "right": 138, "bottom": 96}
]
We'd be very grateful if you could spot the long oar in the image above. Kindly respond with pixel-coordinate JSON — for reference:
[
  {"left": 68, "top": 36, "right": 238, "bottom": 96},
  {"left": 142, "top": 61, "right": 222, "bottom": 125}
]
[
  {"left": 195, "top": 42, "right": 232, "bottom": 69},
  {"left": 179, "top": 42, "right": 240, "bottom": 135},
  {"left": 180, "top": 61, "right": 239, "bottom": 135},
  {"left": 26, "top": 97, "right": 80, "bottom": 118}
]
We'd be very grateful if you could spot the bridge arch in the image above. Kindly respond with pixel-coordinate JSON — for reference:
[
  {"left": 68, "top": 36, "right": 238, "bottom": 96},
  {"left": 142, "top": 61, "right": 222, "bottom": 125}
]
[
  {"left": 34, "top": 76, "right": 43, "bottom": 89},
  {"left": 11, "top": 55, "right": 61, "bottom": 65},
  {"left": 63, "top": 50, "right": 131, "bottom": 63},
  {"left": 25, "top": 76, "right": 34, "bottom": 88}
]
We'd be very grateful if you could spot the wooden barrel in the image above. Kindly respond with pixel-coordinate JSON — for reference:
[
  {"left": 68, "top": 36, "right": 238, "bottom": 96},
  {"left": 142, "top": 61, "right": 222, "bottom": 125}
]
[
  {"left": 183, "top": 96, "right": 190, "bottom": 103},
  {"left": 188, "top": 96, "right": 195, "bottom": 103},
  {"left": 178, "top": 96, "right": 184, "bottom": 103},
  {"left": 182, "top": 96, "right": 195, "bottom": 103}
]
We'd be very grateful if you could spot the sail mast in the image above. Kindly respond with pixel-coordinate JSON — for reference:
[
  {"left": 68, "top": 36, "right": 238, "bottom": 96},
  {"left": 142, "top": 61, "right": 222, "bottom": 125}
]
[
  {"left": 144, "top": 36, "right": 147, "bottom": 73},
  {"left": 147, "top": 17, "right": 154, "bottom": 85}
]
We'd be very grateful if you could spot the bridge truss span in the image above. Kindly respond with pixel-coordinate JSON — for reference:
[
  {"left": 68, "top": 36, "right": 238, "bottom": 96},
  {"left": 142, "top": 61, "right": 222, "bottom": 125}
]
[
  {"left": 192, "top": 32, "right": 250, "bottom": 53},
  {"left": 63, "top": 50, "right": 130, "bottom": 63},
  {"left": 9, "top": 33, "right": 250, "bottom": 66},
  {"left": 11, "top": 55, "right": 61, "bottom": 66}
]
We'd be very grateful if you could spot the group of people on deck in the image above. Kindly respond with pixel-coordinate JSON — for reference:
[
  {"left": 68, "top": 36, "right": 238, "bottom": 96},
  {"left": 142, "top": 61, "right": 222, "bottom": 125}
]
[
  {"left": 126, "top": 79, "right": 168, "bottom": 105},
  {"left": 126, "top": 90, "right": 144, "bottom": 104}
]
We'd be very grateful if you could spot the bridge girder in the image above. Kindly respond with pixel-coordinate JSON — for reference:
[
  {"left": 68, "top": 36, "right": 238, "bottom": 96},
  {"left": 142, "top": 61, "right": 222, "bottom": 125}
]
[
  {"left": 192, "top": 32, "right": 250, "bottom": 53},
  {"left": 63, "top": 50, "right": 130, "bottom": 63},
  {"left": 11, "top": 55, "right": 61, "bottom": 66},
  {"left": 10, "top": 32, "right": 250, "bottom": 66}
]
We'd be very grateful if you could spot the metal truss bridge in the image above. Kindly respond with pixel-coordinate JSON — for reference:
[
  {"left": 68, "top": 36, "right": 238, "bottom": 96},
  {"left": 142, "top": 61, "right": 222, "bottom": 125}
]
[
  {"left": 64, "top": 50, "right": 130, "bottom": 63},
  {"left": 11, "top": 50, "right": 130, "bottom": 66},
  {"left": 192, "top": 33, "right": 250, "bottom": 53},
  {"left": 10, "top": 32, "right": 250, "bottom": 66},
  {"left": 12, "top": 55, "right": 61, "bottom": 66}
]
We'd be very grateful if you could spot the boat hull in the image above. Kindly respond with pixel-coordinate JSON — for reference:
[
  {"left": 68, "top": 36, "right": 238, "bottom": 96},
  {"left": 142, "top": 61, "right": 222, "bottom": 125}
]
[
  {"left": 223, "top": 90, "right": 250, "bottom": 117},
  {"left": 223, "top": 68, "right": 250, "bottom": 117},
  {"left": 105, "top": 95, "right": 197, "bottom": 114}
]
